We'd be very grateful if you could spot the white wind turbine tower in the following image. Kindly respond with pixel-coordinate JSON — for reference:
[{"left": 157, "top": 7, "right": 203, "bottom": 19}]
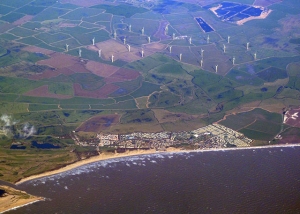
[
  {"left": 200, "top": 58, "right": 203, "bottom": 67},
  {"left": 148, "top": 36, "right": 151, "bottom": 43},
  {"left": 169, "top": 46, "right": 172, "bottom": 53},
  {"left": 215, "top": 64, "right": 218, "bottom": 73},
  {"left": 179, "top": 53, "right": 182, "bottom": 61},
  {"left": 232, "top": 56, "right": 235, "bottom": 65},
  {"left": 223, "top": 44, "right": 226, "bottom": 53},
  {"left": 98, "top": 49, "right": 101, "bottom": 57},
  {"left": 142, "top": 27, "right": 144, "bottom": 35},
  {"left": 127, "top": 44, "right": 131, "bottom": 52},
  {"left": 246, "top": 42, "right": 250, "bottom": 50},
  {"left": 173, "top": 33, "right": 175, "bottom": 40},
  {"left": 189, "top": 37, "right": 192, "bottom": 45},
  {"left": 141, "top": 49, "right": 144, "bottom": 57},
  {"left": 201, "top": 48, "right": 204, "bottom": 57},
  {"left": 92, "top": 37, "right": 95, "bottom": 45},
  {"left": 207, "top": 35, "right": 210, "bottom": 43},
  {"left": 111, "top": 54, "right": 114, "bottom": 63},
  {"left": 66, "top": 44, "right": 69, "bottom": 52},
  {"left": 129, "top": 24, "right": 131, "bottom": 32},
  {"left": 78, "top": 48, "right": 82, "bottom": 57},
  {"left": 114, "top": 30, "right": 117, "bottom": 39},
  {"left": 227, "top": 36, "right": 230, "bottom": 44},
  {"left": 254, "top": 52, "right": 257, "bottom": 60},
  {"left": 165, "top": 25, "right": 168, "bottom": 35},
  {"left": 123, "top": 37, "right": 126, "bottom": 44}
]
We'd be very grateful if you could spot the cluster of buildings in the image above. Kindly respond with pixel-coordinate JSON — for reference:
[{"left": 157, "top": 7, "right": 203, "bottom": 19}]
[{"left": 72, "top": 124, "right": 252, "bottom": 151}]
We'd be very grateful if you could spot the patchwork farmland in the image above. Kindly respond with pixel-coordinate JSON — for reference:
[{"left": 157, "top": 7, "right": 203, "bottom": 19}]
[{"left": 0, "top": 0, "right": 299, "bottom": 149}]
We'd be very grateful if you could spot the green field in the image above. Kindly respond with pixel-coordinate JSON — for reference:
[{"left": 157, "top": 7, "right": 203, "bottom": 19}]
[
  {"left": 17, "top": 37, "right": 43, "bottom": 45},
  {"left": 130, "top": 81, "right": 161, "bottom": 98},
  {"left": 110, "top": 77, "right": 142, "bottom": 97},
  {"left": 0, "top": 76, "right": 44, "bottom": 94},
  {"left": 0, "top": 13, "right": 25, "bottom": 23},
  {"left": 35, "top": 32, "right": 71, "bottom": 44},
  {"left": 32, "top": 8, "right": 69, "bottom": 21},
  {"left": 92, "top": 100, "right": 137, "bottom": 110},
  {"left": 0, "top": 5, "right": 15, "bottom": 15},
  {"left": 219, "top": 108, "right": 282, "bottom": 141},
  {"left": 0, "top": 0, "right": 299, "bottom": 183},
  {"left": 125, "top": 53, "right": 168, "bottom": 72},
  {"left": 16, "top": 5, "right": 46, "bottom": 16},
  {"left": 8, "top": 27, "right": 37, "bottom": 37},
  {"left": 121, "top": 109, "right": 156, "bottom": 124},
  {"left": 60, "top": 8, "right": 104, "bottom": 20},
  {"left": 91, "top": 4, "right": 148, "bottom": 18}
]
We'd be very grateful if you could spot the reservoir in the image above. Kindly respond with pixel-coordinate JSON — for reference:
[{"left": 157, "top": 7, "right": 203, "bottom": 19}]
[{"left": 195, "top": 17, "right": 214, "bottom": 32}]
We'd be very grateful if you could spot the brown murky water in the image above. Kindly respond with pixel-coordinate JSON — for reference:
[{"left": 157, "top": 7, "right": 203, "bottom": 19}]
[{"left": 8, "top": 147, "right": 300, "bottom": 214}]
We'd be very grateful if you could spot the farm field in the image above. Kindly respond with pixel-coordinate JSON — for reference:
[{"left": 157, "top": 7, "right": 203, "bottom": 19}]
[{"left": 0, "top": 0, "right": 299, "bottom": 173}]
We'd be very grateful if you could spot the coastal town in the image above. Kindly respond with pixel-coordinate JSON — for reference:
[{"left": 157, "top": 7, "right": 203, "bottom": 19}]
[{"left": 72, "top": 124, "right": 252, "bottom": 151}]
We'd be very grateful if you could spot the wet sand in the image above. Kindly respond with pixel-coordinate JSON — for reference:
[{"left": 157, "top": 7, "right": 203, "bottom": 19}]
[
  {"left": 0, "top": 185, "right": 44, "bottom": 213},
  {"left": 7, "top": 144, "right": 300, "bottom": 213},
  {"left": 15, "top": 144, "right": 300, "bottom": 185},
  {"left": 15, "top": 149, "right": 178, "bottom": 185}
]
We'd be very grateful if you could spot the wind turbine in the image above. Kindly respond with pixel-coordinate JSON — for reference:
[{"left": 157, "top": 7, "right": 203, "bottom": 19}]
[
  {"left": 223, "top": 44, "right": 226, "bottom": 53},
  {"left": 127, "top": 44, "right": 131, "bottom": 52},
  {"left": 215, "top": 64, "right": 218, "bottom": 73},
  {"left": 129, "top": 24, "right": 131, "bottom": 32},
  {"left": 246, "top": 42, "right": 250, "bottom": 50},
  {"left": 114, "top": 30, "right": 117, "bottom": 39},
  {"left": 179, "top": 53, "right": 182, "bottom": 61},
  {"left": 142, "top": 27, "right": 144, "bottom": 35},
  {"left": 148, "top": 36, "right": 151, "bottom": 43},
  {"left": 200, "top": 58, "right": 203, "bottom": 67},
  {"left": 123, "top": 37, "right": 126, "bottom": 44},
  {"left": 227, "top": 36, "right": 230, "bottom": 44},
  {"left": 165, "top": 25, "right": 168, "bottom": 35},
  {"left": 207, "top": 35, "right": 210, "bottom": 44},
  {"left": 189, "top": 37, "right": 192, "bottom": 45},
  {"left": 98, "top": 49, "right": 101, "bottom": 57},
  {"left": 232, "top": 56, "right": 235, "bottom": 65},
  {"left": 254, "top": 52, "right": 257, "bottom": 60},
  {"left": 169, "top": 46, "right": 172, "bottom": 53},
  {"left": 141, "top": 49, "right": 144, "bottom": 57},
  {"left": 92, "top": 37, "right": 95, "bottom": 45},
  {"left": 111, "top": 54, "right": 114, "bottom": 63},
  {"left": 173, "top": 33, "right": 175, "bottom": 40},
  {"left": 65, "top": 44, "right": 69, "bottom": 52},
  {"left": 201, "top": 48, "right": 204, "bottom": 57},
  {"left": 78, "top": 48, "right": 82, "bottom": 57}
]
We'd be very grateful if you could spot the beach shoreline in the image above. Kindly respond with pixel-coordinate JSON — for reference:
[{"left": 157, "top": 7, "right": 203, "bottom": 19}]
[
  {"left": 0, "top": 185, "right": 44, "bottom": 214},
  {"left": 0, "top": 198, "right": 44, "bottom": 214},
  {"left": 15, "top": 148, "right": 172, "bottom": 185},
  {"left": 15, "top": 144, "right": 300, "bottom": 185}
]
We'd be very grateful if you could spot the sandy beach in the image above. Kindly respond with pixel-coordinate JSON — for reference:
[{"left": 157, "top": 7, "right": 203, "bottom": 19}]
[
  {"left": 15, "top": 144, "right": 300, "bottom": 185},
  {"left": 4, "top": 144, "right": 299, "bottom": 213},
  {"left": 0, "top": 185, "right": 44, "bottom": 214},
  {"left": 15, "top": 148, "right": 179, "bottom": 185}
]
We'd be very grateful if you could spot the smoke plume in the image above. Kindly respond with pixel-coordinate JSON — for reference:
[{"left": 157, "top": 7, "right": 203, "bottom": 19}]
[
  {"left": 21, "top": 123, "right": 36, "bottom": 138},
  {"left": 0, "top": 114, "right": 36, "bottom": 138}
]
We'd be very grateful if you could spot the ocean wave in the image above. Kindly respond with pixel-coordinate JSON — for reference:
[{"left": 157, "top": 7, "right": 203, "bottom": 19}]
[{"left": 25, "top": 145, "right": 300, "bottom": 186}]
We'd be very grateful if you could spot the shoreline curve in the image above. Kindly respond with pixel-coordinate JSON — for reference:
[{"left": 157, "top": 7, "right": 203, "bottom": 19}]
[{"left": 15, "top": 144, "right": 300, "bottom": 185}]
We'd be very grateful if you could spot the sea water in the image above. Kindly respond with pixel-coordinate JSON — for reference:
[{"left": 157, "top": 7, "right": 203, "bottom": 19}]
[{"left": 8, "top": 147, "right": 300, "bottom": 213}]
